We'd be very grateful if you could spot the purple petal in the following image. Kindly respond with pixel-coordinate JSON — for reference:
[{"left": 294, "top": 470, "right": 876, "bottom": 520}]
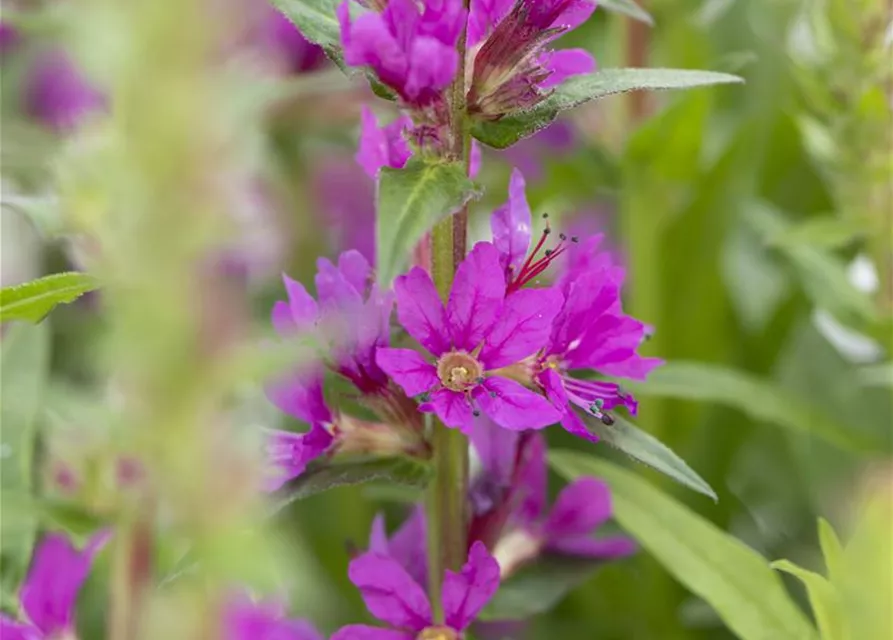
[
  {"left": 341, "top": 10, "right": 409, "bottom": 93},
  {"left": 357, "top": 106, "right": 413, "bottom": 178},
  {"left": 476, "top": 377, "right": 560, "bottom": 430},
  {"left": 548, "top": 268, "right": 620, "bottom": 357},
  {"left": 263, "top": 423, "right": 334, "bottom": 491},
  {"left": 446, "top": 242, "right": 504, "bottom": 350},
  {"left": 468, "top": 0, "right": 514, "bottom": 45},
  {"left": 338, "top": 250, "right": 373, "bottom": 294},
  {"left": 479, "top": 287, "right": 563, "bottom": 369},
  {"left": 348, "top": 551, "right": 432, "bottom": 630},
  {"left": 514, "top": 433, "right": 547, "bottom": 524},
  {"left": 331, "top": 625, "right": 413, "bottom": 640},
  {"left": 0, "top": 618, "right": 38, "bottom": 640},
  {"left": 368, "top": 513, "right": 389, "bottom": 554},
  {"left": 546, "top": 535, "right": 637, "bottom": 559},
  {"left": 469, "top": 416, "right": 519, "bottom": 489},
  {"left": 540, "top": 369, "right": 599, "bottom": 442},
  {"left": 469, "top": 140, "right": 483, "bottom": 179},
  {"left": 550, "top": 0, "right": 597, "bottom": 31},
  {"left": 560, "top": 408, "right": 600, "bottom": 442},
  {"left": 490, "top": 169, "right": 532, "bottom": 274},
  {"left": 20, "top": 532, "right": 108, "bottom": 635},
  {"left": 266, "top": 373, "right": 331, "bottom": 425},
  {"left": 223, "top": 594, "right": 324, "bottom": 640},
  {"left": 25, "top": 50, "right": 104, "bottom": 132},
  {"left": 312, "top": 158, "right": 376, "bottom": 262},
  {"left": 404, "top": 36, "right": 458, "bottom": 101},
  {"left": 273, "top": 275, "right": 319, "bottom": 336},
  {"left": 393, "top": 267, "right": 451, "bottom": 356},
  {"left": 544, "top": 477, "right": 612, "bottom": 539},
  {"left": 539, "top": 48, "right": 595, "bottom": 89},
  {"left": 425, "top": 389, "right": 475, "bottom": 433},
  {"left": 443, "top": 541, "right": 501, "bottom": 630},
  {"left": 375, "top": 348, "right": 439, "bottom": 396},
  {"left": 388, "top": 507, "right": 428, "bottom": 588}
]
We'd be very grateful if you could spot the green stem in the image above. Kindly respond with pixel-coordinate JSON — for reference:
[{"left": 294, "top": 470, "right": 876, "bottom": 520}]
[{"left": 426, "top": 1, "right": 471, "bottom": 623}]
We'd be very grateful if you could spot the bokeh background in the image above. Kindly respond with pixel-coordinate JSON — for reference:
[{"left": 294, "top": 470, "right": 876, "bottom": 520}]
[{"left": 1, "top": 0, "right": 890, "bottom": 638}]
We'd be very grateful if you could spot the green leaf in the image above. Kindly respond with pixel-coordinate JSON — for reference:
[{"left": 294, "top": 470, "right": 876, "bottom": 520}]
[
  {"left": 40, "top": 501, "right": 107, "bottom": 541},
  {"left": 766, "top": 217, "right": 866, "bottom": 250},
  {"left": 771, "top": 561, "right": 845, "bottom": 640},
  {"left": 479, "top": 555, "right": 606, "bottom": 620},
  {"left": 0, "top": 272, "right": 100, "bottom": 324},
  {"left": 376, "top": 159, "right": 479, "bottom": 287},
  {"left": 269, "top": 455, "right": 432, "bottom": 513},
  {"left": 550, "top": 451, "right": 819, "bottom": 640},
  {"left": 271, "top": 0, "right": 341, "bottom": 56},
  {"left": 599, "top": 0, "right": 654, "bottom": 24},
  {"left": 0, "top": 323, "right": 50, "bottom": 595},
  {"left": 628, "top": 361, "right": 885, "bottom": 453},
  {"left": 817, "top": 518, "right": 844, "bottom": 584},
  {"left": 856, "top": 363, "right": 893, "bottom": 388},
  {"left": 581, "top": 413, "right": 716, "bottom": 500},
  {"left": 472, "top": 68, "right": 743, "bottom": 149}
]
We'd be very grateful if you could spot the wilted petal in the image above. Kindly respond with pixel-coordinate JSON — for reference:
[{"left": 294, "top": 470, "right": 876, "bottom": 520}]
[
  {"left": 476, "top": 377, "right": 560, "bottom": 430},
  {"left": 331, "top": 625, "right": 413, "bottom": 640},
  {"left": 375, "top": 348, "right": 439, "bottom": 396},
  {"left": 425, "top": 388, "right": 476, "bottom": 433},
  {"left": 393, "top": 267, "right": 451, "bottom": 356},
  {"left": 21, "top": 532, "right": 108, "bottom": 635},
  {"left": 348, "top": 551, "right": 432, "bottom": 630},
  {"left": 539, "top": 48, "right": 595, "bottom": 89},
  {"left": 443, "top": 541, "right": 501, "bottom": 630},
  {"left": 490, "top": 169, "right": 532, "bottom": 274},
  {"left": 544, "top": 477, "right": 612, "bottom": 539},
  {"left": 357, "top": 106, "right": 412, "bottom": 178},
  {"left": 263, "top": 423, "right": 334, "bottom": 491},
  {"left": 479, "top": 287, "right": 562, "bottom": 369},
  {"left": 546, "top": 534, "right": 637, "bottom": 559},
  {"left": 447, "top": 242, "right": 504, "bottom": 350}
]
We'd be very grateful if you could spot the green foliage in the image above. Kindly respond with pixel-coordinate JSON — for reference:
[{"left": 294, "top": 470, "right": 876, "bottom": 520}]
[
  {"left": 583, "top": 413, "right": 716, "bottom": 500},
  {"left": 472, "top": 69, "right": 743, "bottom": 148},
  {"left": 376, "top": 159, "right": 479, "bottom": 286},
  {"left": 551, "top": 451, "right": 820, "bottom": 640},
  {"left": 0, "top": 323, "right": 50, "bottom": 601},
  {"left": 272, "top": 0, "right": 342, "bottom": 60},
  {"left": 598, "top": 0, "right": 653, "bottom": 25},
  {"left": 771, "top": 561, "right": 844, "bottom": 640},
  {"left": 0, "top": 272, "right": 100, "bottom": 324}
]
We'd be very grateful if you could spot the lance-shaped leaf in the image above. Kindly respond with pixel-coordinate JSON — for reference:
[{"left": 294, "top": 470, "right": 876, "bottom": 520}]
[
  {"left": 600, "top": 0, "right": 654, "bottom": 24},
  {"left": 269, "top": 454, "right": 433, "bottom": 513},
  {"left": 549, "top": 451, "right": 819, "bottom": 640},
  {"left": 376, "top": 159, "right": 479, "bottom": 287},
  {"left": 771, "top": 560, "right": 845, "bottom": 640},
  {"left": 472, "top": 68, "right": 743, "bottom": 149},
  {"left": 272, "top": 0, "right": 341, "bottom": 59},
  {"left": 0, "top": 272, "right": 99, "bottom": 323},
  {"left": 583, "top": 413, "right": 716, "bottom": 500}
]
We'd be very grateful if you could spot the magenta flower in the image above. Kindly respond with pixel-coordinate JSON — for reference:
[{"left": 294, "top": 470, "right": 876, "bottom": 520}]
[
  {"left": 357, "top": 106, "right": 413, "bottom": 178},
  {"left": 338, "top": 0, "right": 466, "bottom": 107},
  {"left": 263, "top": 7, "right": 327, "bottom": 74},
  {"left": 376, "top": 242, "right": 562, "bottom": 433},
  {"left": 332, "top": 541, "right": 500, "bottom": 640},
  {"left": 0, "top": 21, "right": 19, "bottom": 58},
  {"left": 0, "top": 531, "right": 110, "bottom": 640},
  {"left": 24, "top": 50, "right": 104, "bottom": 132},
  {"left": 368, "top": 508, "right": 428, "bottom": 588},
  {"left": 312, "top": 157, "right": 376, "bottom": 262},
  {"left": 223, "top": 594, "right": 323, "bottom": 640},
  {"left": 468, "top": 0, "right": 596, "bottom": 118}
]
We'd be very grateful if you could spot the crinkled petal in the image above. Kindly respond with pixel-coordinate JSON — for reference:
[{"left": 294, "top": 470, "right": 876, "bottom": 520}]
[
  {"left": 508, "top": 432, "right": 547, "bottom": 526},
  {"left": 425, "top": 389, "right": 475, "bottom": 433},
  {"left": 476, "top": 377, "right": 560, "bottom": 430},
  {"left": 443, "top": 541, "right": 501, "bottom": 630},
  {"left": 0, "top": 618, "right": 38, "bottom": 640},
  {"left": 404, "top": 37, "right": 458, "bottom": 101},
  {"left": 468, "top": 0, "right": 514, "bottom": 45},
  {"left": 447, "top": 242, "right": 504, "bottom": 350},
  {"left": 375, "top": 348, "right": 439, "bottom": 396},
  {"left": 544, "top": 477, "right": 612, "bottom": 539},
  {"left": 357, "top": 106, "right": 412, "bottom": 178},
  {"left": 490, "top": 169, "right": 532, "bottom": 275},
  {"left": 545, "top": 534, "right": 637, "bottom": 559},
  {"left": 266, "top": 373, "right": 331, "bottom": 425},
  {"left": 479, "top": 287, "right": 563, "bottom": 369},
  {"left": 331, "top": 625, "right": 413, "bottom": 640},
  {"left": 263, "top": 423, "right": 334, "bottom": 491},
  {"left": 340, "top": 10, "right": 408, "bottom": 91},
  {"left": 539, "top": 48, "right": 595, "bottom": 89},
  {"left": 393, "top": 267, "right": 451, "bottom": 356},
  {"left": 338, "top": 250, "right": 372, "bottom": 294},
  {"left": 548, "top": 268, "right": 620, "bottom": 356},
  {"left": 273, "top": 275, "right": 319, "bottom": 336},
  {"left": 21, "top": 531, "right": 108, "bottom": 635},
  {"left": 347, "top": 551, "right": 432, "bottom": 630}
]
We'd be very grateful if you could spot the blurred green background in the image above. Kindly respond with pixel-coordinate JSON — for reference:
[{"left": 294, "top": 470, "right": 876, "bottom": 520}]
[{"left": 1, "top": 0, "right": 890, "bottom": 638}]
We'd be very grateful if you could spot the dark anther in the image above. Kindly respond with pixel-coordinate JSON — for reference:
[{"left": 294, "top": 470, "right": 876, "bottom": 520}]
[
  {"left": 559, "top": 233, "right": 567, "bottom": 241},
  {"left": 489, "top": 391, "right": 498, "bottom": 398},
  {"left": 545, "top": 249, "right": 554, "bottom": 257},
  {"left": 472, "top": 409, "right": 481, "bottom": 417},
  {"left": 543, "top": 227, "right": 552, "bottom": 235},
  {"left": 419, "top": 392, "right": 430, "bottom": 402},
  {"left": 542, "top": 212, "right": 549, "bottom": 219},
  {"left": 475, "top": 377, "right": 485, "bottom": 384},
  {"left": 600, "top": 413, "right": 615, "bottom": 426},
  {"left": 571, "top": 235, "right": 579, "bottom": 243}
]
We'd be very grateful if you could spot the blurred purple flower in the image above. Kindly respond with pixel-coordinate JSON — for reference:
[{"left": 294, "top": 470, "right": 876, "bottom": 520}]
[
  {"left": 338, "top": 0, "right": 466, "bottom": 107},
  {"left": 357, "top": 105, "right": 413, "bottom": 178},
  {"left": 262, "top": 7, "right": 327, "bottom": 74},
  {"left": 468, "top": 0, "right": 596, "bottom": 118},
  {"left": 501, "top": 121, "right": 577, "bottom": 182},
  {"left": 312, "top": 158, "right": 376, "bottom": 262},
  {"left": 223, "top": 594, "right": 324, "bottom": 640},
  {"left": 0, "top": 21, "right": 19, "bottom": 57},
  {"left": 376, "top": 242, "right": 562, "bottom": 433},
  {"left": 24, "top": 50, "right": 104, "bottom": 132},
  {"left": 0, "top": 531, "right": 110, "bottom": 640},
  {"left": 332, "top": 541, "right": 499, "bottom": 640}
]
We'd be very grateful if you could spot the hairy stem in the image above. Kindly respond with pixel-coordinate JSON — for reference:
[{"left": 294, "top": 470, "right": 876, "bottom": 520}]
[{"left": 426, "top": 1, "right": 471, "bottom": 622}]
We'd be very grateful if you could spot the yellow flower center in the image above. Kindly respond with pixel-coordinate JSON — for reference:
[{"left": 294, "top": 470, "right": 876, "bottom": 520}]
[
  {"left": 436, "top": 351, "right": 484, "bottom": 392},
  {"left": 416, "top": 626, "right": 459, "bottom": 640}
]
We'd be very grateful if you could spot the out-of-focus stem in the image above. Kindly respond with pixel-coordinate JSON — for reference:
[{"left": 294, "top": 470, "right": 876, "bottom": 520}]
[
  {"left": 426, "top": 0, "right": 471, "bottom": 623},
  {"left": 108, "top": 517, "right": 153, "bottom": 640}
]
